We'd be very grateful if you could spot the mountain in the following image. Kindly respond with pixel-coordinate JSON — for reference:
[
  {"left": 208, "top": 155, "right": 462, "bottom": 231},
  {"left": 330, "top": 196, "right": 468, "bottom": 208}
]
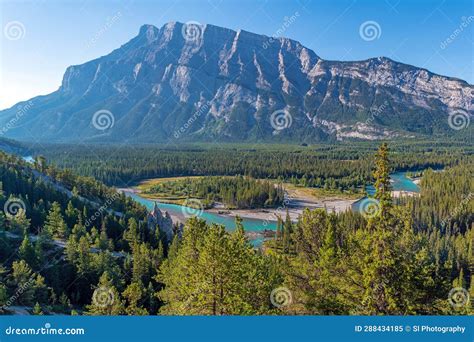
[
  {"left": 0, "top": 136, "right": 30, "bottom": 156},
  {"left": 0, "top": 22, "right": 472, "bottom": 143}
]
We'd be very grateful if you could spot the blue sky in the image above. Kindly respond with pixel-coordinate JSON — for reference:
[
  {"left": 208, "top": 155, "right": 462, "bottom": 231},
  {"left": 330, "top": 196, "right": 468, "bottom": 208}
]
[{"left": 0, "top": 0, "right": 472, "bottom": 109}]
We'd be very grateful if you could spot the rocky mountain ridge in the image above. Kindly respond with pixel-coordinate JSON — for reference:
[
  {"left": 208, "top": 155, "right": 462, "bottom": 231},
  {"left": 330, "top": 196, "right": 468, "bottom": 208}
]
[{"left": 0, "top": 22, "right": 472, "bottom": 142}]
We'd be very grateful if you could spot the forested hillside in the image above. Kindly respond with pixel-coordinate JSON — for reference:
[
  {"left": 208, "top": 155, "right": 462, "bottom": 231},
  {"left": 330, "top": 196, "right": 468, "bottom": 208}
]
[
  {"left": 0, "top": 144, "right": 471, "bottom": 315},
  {"left": 0, "top": 152, "right": 162, "bottom": 314},
  {"left": 33, "top": 141, "right": 471, "bottom": 190}
]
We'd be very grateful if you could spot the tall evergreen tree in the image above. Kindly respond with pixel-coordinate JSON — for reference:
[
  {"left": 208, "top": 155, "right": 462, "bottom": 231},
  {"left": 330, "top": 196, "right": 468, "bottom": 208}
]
[
  {"left": 282, "top": 210, "right": 293, "bottom": 253},
  {"left": 19, "top": 235, "right": 36, "bottom": 267},
  {"left": 86, "top": 272, "right": 123, "bottom": 315},
  {"left": 9, "top": 260, "right": 35, "bottom": 306},
  {"left": 8, "top": 208, "right": 30, "bottom": 235},
  {"left": 372, "top": 142, "right": 392, "bottom": 221},
  {"left": 44, "top": 202, "right": 68, "bottom": 238},
  {"left": 158, "top": 218, "right": 276, "bottom": 315},
  {"left": 32, "top": 302, "right": 43, "bottom": 315},
  {"left": 123, "top": 282, "right": 148, "bottom": 315}
]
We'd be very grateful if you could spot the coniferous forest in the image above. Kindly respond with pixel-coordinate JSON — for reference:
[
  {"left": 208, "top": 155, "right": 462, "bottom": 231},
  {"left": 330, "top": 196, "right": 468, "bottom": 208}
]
[
  {"left": 0, "top": 142, "right": 472, "bottom": 316},
  {"left": 32, "top": 141, "right": 470, "bottom": 189},
  {"left": 141, "top": 176, "right": 284, "bottom": 209}
]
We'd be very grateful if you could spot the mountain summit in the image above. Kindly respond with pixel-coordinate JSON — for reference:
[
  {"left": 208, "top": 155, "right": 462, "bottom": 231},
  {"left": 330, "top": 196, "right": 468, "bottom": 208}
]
[{"left": 1, "top": 22, "right": 472, "bottom": 142}]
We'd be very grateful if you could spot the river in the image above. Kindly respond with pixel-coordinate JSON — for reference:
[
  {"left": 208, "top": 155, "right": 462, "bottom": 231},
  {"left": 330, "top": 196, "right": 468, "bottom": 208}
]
[
  {"left": 125, "top": 171, "right": 420, "bottom": 244},
  {"left": 351, "top": 171, "right": 420, "bottom": 212},
  {"left": 19, "top": 154, "right": 423, "bottom": 244}
]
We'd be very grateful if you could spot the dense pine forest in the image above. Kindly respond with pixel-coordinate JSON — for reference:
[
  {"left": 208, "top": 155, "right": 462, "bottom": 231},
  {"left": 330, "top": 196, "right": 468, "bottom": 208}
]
[
  {"left": 32, "top": 141, "right": 471, "bottom": 192},
  {"left": 0, "top": 142, "right": 472, "bottom": 315},
  {"left": 141, "top": 176, "right": 284, "bottom": 209}
]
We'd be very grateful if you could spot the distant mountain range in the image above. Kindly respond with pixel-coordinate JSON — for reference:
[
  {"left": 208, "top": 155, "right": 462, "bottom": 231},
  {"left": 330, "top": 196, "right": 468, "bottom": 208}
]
[{"left": 0, "top": 22, "right": 472, "bottom": 143}]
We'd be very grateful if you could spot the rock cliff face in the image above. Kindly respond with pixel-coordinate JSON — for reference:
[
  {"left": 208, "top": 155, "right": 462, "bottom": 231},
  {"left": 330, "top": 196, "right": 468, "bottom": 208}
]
[
  {"left": 0, "top": 22, "right": 472, "bottom": 142},
  {"left": 147, "top": 202, "right": 175, "bottom": 243}
]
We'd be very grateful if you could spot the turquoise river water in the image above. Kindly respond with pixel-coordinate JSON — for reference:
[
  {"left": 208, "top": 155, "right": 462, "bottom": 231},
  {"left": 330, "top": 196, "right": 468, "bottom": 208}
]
[{"left": 126, "top": 171, "right": 420, "bottom": 242}]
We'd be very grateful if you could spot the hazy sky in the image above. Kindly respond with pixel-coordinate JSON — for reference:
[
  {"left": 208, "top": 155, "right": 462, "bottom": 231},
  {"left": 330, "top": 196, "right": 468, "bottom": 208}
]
[{"left": 1, "top": 0, "right": 472, "bottom": 109}]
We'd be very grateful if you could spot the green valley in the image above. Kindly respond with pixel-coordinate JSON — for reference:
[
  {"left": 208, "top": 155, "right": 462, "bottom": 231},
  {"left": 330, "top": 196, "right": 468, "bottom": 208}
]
[{"left": 0, "top": 141, "right": 471, "bottom": 315}]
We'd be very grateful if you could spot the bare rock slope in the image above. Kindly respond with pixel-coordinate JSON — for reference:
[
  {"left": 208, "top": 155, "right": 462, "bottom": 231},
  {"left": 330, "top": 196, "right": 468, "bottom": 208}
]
[{"left": 0, "top": 22, "right": 472, "bottom": 142}]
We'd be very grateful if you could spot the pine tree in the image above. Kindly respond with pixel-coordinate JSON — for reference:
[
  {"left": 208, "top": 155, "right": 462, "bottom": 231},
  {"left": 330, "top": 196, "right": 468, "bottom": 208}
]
[
  {"left": 343, "top": 145, "right": 401, "bottom": 313},
  {"left": 0, "top": 212, "right": 6, "bottom": 230},
  {"left": 33, "top": 274, "right": 50, "bottom": 304},
  {"left": 86, "top": 272, "right": 123, "bottom": 315},
  {"left": 44, "top": 202, "right": 68, "bottom": 238},
  {"left": 32, "top": 302, "right": 43, "bottom": 315},
  {"left": 158, "top": 218, "right": 276, "bottom": 315},
  {"left": 122, "top": 282, "right": 148, "bottom": 315},
  {"left": 97, "top": 220, "right": 110, "bottom": 251},
  {"left": 75, "top": 236, "right": 93, "bottom": 276},
  {"left": 19, "top": 235, "right": 36, "bottom": 267},
  {"left": 124, "top": 218, "right": 139, "bottom": 248},
  {"left": 146, "top": 282, "right": 159, "bottom": 314},
  {"left": 132, "top": 243, "right": 155, "bottom": 285},
  {"left": 59, "top": 293, "right": 72, "bottom": 313},
  {"left": 234, "top": 215, "right": 245, "bottom": 236},
  {"left": 0, "top": 284, "right": 7, "bottom": 312},
  {"left": 345, "top": 145, "right": 433, "bottom": 314},
  {"left": 71, "top": 222, "right": 87, "bottom": 240},
  {"left": 372, "top": 142, "right": 392, "bottom": 221},
  {"left": 34, "top": 236, "right": 45, "bottom": 268},
  {"left": 8, "top": 208, "right": 30, "bottom": 235},
  {"left": 284, "top": 209, "right": 347, "bottom": 314},
  {"left": 167, "top": 234, "right": 180, "bottom": 260},
  {"left": 469, "top": 275, "right": 474, "bottom": 314},
  {"left": 282, "top": 210, "right": 293, "bottom": 253},
  {"left": 10, "top": 260, "right": 35, "bottom": 306},
  {"left": 276, "top": 215, "right": 283, "bottom": 243},
  {"left": 0, "top": 213, "right": 11, "bottom": 259},
  {"left": 65, "top": 201, "right": 79, "bottom": 228}
]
